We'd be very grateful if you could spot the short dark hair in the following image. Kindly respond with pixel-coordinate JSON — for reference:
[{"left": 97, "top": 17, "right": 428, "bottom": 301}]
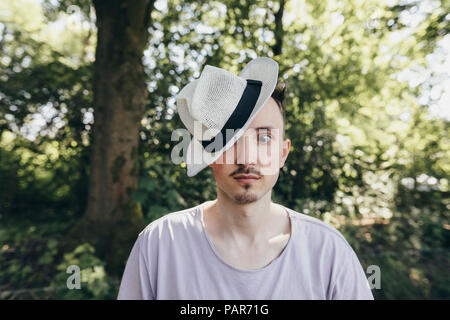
[{"left": 271, "top": 80, "right": 286, "bottom": 134}]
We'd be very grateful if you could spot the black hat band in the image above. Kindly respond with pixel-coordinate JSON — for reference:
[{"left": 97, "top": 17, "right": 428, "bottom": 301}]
[{"left": 200, "top": 79, "right": 262, "bottom": 153}]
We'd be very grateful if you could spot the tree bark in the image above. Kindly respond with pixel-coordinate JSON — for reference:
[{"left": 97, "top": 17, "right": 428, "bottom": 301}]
[
  {"left": 271, "top": 0, "right": 285, "bottom": 56},
  {"left": 65, "top": 0, "right": 155, "bottom": 276}
]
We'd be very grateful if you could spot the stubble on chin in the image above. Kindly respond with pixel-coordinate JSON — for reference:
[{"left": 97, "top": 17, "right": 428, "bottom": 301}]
[{"left": 233, "top": 190, "right": 258, "bottom": 204}]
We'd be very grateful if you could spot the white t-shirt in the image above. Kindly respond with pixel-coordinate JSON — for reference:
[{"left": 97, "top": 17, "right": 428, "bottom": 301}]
[{"left": 117, "top": 200, "right": 374, "bottom": 300}]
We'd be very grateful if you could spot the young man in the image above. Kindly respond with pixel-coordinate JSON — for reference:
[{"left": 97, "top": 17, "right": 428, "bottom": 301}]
[{"left": 117, "top": 58, "right": 374, "bottom": 300}]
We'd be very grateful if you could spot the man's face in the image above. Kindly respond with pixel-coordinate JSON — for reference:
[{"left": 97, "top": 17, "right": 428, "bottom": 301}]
[{"left": 209, "top": 97, "right": 290, "bottom": 205}]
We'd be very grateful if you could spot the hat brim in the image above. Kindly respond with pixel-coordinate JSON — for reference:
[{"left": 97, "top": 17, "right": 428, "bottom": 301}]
[{"left": 185, "top": 57, "right": 279, "bottom": 177}]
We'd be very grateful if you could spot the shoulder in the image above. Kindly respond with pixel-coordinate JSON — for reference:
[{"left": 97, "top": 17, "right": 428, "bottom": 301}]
[
  {"left": 283, "top": 207, "right": 372, "bottom": 299},
  {"left": 284, "top": 206, "right": 355, "bottom": 254},
  {"left": 136, "top": 205, "right": 202, "bottom": 248}
]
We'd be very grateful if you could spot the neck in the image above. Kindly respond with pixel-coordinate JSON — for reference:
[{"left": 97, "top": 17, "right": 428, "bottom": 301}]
[{"left": 205, "top": 188, "right": 284, "bottom": 247}]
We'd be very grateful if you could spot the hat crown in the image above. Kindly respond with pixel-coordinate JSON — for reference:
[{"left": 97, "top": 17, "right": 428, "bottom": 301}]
[{"left": 190, "top": 65, "right": 247, "bottom": 135}]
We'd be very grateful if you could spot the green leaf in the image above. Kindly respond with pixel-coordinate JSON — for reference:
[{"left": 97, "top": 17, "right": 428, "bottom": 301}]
[{"left": 141, "top": 176, "right": 156, "bottom": 192}]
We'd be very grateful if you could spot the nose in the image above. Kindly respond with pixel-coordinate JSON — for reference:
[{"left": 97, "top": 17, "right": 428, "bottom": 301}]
[{"left": 235, "top": 132, "right": 258, "bottom": 165}]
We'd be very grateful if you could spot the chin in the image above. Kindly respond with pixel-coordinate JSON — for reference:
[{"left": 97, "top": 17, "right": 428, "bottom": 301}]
[
  {"left": 234, "top": 194, "right": 258, "bottom": 204},
  {"left": 233, "top": 191, "right": 259, "bottom": 204}
]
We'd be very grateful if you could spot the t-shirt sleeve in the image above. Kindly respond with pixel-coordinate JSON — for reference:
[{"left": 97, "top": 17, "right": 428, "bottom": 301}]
[
  {"left": 329, "top": 245, "right": 374, "bottom": 300},
  {"left": 117, "top": 236, "right": 154, "bottom": 300}
]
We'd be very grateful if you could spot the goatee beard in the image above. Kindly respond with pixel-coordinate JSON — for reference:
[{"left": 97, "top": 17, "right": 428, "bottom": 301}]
[{"left": 234, "top": 192, "right": 258, "bottom": 204}]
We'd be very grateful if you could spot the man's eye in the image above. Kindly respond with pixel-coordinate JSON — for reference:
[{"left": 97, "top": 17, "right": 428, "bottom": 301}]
[{"left": 258, "top": 134, "right": 272, "bottom": 143}]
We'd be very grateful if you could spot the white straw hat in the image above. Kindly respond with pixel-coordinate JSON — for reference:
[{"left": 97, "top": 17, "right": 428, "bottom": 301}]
[{"left": 175, "top": 57, "right": 279, "bottom": 176}]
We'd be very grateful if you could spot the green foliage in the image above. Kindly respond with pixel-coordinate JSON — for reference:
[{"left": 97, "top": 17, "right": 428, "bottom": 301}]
[
  {"left": 0, "top": 215, "right": 71, "bottom": 299},
  {"left": 51, "top": 243, "right": 116, "bottom": 299},
  {"left": 0, "top": 216, "right": 118, "bottom": 299},
  {"left": 0, "top": 0, "right": 448, "bottom": 299}
]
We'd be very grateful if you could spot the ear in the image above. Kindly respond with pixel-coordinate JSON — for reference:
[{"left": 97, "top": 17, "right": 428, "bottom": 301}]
[{"left": 279, "top": 138, "right": 291, "bottom": 168}]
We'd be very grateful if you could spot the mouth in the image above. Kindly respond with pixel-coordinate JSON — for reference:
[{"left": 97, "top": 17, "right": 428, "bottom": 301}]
[{"left": 233, "top": 174, "right": 261, "bottom": 184}]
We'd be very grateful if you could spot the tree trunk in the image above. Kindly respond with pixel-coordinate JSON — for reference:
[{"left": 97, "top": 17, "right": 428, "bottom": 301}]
[
  {"left": 271, "top": 0, "right": 285, "bottom": 56},
  {"left": 65, "top": 0, "right": 155, "bottom": 277}
]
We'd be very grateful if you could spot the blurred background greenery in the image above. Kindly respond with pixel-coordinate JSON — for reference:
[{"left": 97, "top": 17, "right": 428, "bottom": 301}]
[{"left": 0, "top": 0, "right": 449, "bottom": 299}]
